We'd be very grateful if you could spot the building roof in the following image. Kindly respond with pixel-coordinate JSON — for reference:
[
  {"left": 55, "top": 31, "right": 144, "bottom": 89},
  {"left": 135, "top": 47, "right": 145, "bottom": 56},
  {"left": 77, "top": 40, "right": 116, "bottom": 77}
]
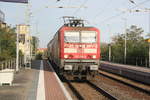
[{"left": 37, "top": 48, "right": 47, "bottom": 51}]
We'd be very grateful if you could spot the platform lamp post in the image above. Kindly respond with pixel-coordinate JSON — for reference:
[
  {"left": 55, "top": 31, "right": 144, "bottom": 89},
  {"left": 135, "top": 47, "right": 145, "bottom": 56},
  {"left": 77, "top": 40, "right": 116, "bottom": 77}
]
[
  {"left": 107, "top": 24, "right": 112, "bottom": 62},
  {"left": 25, "top": 1, "right": 32, "bottom": 68},
  {"left": 16, "top": 25, "right": 19, "bottom": 72},
  {"left": 122, "top": 18, "right": 127, "bottom": 64},
  {"left": 108, "top": 43, "right": 111, "bottom": 62},
  {"left": 148, "top": 41, "right": 150, "bottom": 68},
  {"left": 0, "top": 38, "right": 2, "bottom": 54}
]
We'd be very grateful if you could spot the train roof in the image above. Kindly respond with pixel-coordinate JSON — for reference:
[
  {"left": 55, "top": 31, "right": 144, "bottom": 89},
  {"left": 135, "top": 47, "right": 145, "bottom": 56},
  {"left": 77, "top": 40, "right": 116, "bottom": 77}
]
[{"left": 58, "top": 25, "right": 100, "bottom": 32}]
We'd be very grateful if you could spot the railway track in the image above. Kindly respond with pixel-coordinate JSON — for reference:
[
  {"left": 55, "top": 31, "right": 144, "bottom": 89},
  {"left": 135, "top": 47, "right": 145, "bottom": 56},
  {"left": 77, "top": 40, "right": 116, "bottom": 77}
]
[
  {"left": 51, "top": 61, "right": 150, "bottom": 99},
  {"left": 98, "top": 70, "right": 150, "bottom": 95},
  {"left": 86, "top": 81, "right": 118, "bottom": 100},
  {"left": 92, "top": 70, "right": 150, "bottom": 100},
  {"left": 51, "top": 61, "right": 117, "bottom": 100},
  {"left": 63, "top": 78, "right": 118, "bottom": 100}
]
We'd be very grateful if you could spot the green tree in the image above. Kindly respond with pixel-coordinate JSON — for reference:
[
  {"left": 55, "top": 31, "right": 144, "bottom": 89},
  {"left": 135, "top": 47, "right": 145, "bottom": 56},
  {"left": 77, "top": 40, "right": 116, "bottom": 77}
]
[
  {"left": 111, "top": 33, "right": 125, "bottom": 63},
  {"left": 101, "top": 25, "right": 148, "bottom": 66},
  {"left": 125, "top": 25, "right": 148, "bottom": 65},
  {"left": 100, "top": 42, "right": 109, "bottom": 61},
  {"left": 0, "top": 26, "right": 16, "bottom": 61},
  {"left": 31, "top": 36, "right": 39, "bottom": 57}
]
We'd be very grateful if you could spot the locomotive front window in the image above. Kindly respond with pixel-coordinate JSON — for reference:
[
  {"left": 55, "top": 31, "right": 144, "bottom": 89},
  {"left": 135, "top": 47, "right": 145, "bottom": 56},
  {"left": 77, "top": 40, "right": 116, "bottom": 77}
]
[
  {"left": 81, "top": 31, "right": 97, "bottom": 43},
  {"left": 64, "top": 31, "right": 80, "bottom": 43}
]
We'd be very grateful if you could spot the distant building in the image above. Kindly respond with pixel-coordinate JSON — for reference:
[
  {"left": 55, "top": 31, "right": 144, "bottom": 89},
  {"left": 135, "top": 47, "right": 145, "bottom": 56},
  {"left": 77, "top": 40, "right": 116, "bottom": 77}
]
[
  {"left": 0, "top": 10, "right": 11, "bottom": 32},
  {"left": 0, "top": 22, "right": 6, "bottom": 28},
  {"left": 17, "top": 24, "right": 30, "bottom": 55},
  {"left": 37, "top": 48, "right": 47, "bottom": 54},
  {"left": 0, "top": 10, "right": 4, "bottom": 22},
  {"left": 16, "top": 24, "right": 39, "bottom": 60},
  {"left": 0, "top": 10, "right": 6, "bottom": 28},
  {"left": 145, "top": 38, "right": 150, "bottom": 43}
]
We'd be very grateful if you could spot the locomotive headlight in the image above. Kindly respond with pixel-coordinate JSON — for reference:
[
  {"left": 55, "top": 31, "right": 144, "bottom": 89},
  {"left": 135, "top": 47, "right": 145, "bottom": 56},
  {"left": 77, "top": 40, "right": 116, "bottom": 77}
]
[
  {"left": 92, "top": 55, "right": 96, "bottom": 58},
  {"left": 64, "top": 55, "right": 68, "bottom": 58},
  {"left": 64, "top": 65, "right": 72, "bottom": 70}
]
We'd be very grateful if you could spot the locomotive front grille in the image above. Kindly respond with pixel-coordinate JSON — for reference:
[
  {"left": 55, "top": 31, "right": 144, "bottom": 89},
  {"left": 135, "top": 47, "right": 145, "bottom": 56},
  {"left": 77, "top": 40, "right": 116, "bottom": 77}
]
[
  {"left": 63, "top": 59, "right": 99, "bottom": 71},
  {"left": 64, "top": 59, "right": 99, "bottom": 63}
]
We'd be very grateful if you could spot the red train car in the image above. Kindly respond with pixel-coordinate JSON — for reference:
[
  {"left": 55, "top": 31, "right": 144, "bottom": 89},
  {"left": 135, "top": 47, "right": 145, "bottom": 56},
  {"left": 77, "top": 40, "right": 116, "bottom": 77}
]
[{"left": 47, "top": 17, "right": 100, "bottom": 79}]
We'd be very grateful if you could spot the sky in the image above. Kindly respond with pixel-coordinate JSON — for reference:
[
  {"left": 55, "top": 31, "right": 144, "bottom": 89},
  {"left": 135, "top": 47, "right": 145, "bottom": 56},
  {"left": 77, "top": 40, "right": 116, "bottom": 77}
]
[{"left": 0, "top": 0, "right": 150, "bottom": 48}]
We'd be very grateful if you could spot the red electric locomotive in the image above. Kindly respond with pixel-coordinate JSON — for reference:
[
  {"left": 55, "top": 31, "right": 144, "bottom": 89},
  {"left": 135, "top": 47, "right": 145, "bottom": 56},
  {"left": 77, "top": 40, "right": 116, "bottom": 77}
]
[{"left": 47, "top": 17, "right": 100, "bottom": 79}]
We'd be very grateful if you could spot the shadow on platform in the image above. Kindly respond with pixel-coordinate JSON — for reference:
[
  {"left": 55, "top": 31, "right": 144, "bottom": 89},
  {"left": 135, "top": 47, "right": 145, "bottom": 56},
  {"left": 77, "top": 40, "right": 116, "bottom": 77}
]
[{"left": 31, "top": 60, "right": 55, "bottom": 72}]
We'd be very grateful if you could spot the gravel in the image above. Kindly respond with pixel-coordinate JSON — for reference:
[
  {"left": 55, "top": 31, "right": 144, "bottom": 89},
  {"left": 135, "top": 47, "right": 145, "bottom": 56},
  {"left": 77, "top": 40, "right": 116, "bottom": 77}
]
[{"left": 93, "top": 75, "right": 150, "bottom": 100}]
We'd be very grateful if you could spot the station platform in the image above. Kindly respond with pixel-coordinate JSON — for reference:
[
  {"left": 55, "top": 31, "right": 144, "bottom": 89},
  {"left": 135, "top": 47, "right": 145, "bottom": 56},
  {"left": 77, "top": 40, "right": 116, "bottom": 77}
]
[{"left": 0, "top": 60, "right": 72, "bottom": 100}]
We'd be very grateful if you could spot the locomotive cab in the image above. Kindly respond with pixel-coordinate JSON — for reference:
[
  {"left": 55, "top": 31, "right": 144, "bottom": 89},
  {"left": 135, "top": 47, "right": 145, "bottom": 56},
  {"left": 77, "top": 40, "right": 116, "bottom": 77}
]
[{"left": 61, "top": 28, "right": 100, "bottom": 79}]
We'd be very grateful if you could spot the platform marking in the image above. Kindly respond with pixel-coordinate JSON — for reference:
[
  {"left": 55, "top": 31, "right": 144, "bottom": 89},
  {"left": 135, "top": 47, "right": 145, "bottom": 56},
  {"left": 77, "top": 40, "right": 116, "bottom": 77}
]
[
  {"left": 47, "top": 61, "right": 73, "bottom": 100},
  {"left": 36, "top": 61, "right": 45, "bottom": 100}
]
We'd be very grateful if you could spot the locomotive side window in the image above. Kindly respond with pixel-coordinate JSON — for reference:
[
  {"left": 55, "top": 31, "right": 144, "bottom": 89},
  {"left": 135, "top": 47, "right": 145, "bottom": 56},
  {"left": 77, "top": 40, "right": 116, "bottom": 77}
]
[
  {"left": 81, "top": 31, "right": 97, "bottom": 43},
  {"left": 64, "top": 31, "right": 80, "bottom": 43}
]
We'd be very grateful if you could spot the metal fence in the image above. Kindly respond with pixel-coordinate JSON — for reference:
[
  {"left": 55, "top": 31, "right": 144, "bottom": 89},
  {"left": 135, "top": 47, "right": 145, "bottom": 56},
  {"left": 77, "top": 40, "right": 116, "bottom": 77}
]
[
  {"left": 101, "top": 56, "right": 150, "bottom": 68},
  {"left": 0, "top": 57, "right": 24, "bottom": 71}
]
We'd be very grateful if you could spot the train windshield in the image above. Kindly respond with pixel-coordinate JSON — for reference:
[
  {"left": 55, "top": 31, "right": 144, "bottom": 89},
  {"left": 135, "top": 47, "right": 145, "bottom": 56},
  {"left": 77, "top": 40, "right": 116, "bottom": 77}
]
[
  {"left": 81, "top": 31, "right": 97, "bottom": 43},
  {"left": 64, "top": 31, "right": 97, "bottom": 43},
  {"left": 64, "top": 31, "right": 80, "bottom": 43}
]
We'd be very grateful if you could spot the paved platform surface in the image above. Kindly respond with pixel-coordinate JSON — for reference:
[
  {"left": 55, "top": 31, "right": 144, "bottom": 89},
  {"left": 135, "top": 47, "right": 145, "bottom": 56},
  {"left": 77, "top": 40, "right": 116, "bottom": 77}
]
[
  {"left": 0, "top": 60, "right": 40, "bottom": 100},
  {"left": 0, "top": 60, "right": 72, "bottom": 100},
  {"left": 43, "top": 60, "right": 68, "bottom": 100}
]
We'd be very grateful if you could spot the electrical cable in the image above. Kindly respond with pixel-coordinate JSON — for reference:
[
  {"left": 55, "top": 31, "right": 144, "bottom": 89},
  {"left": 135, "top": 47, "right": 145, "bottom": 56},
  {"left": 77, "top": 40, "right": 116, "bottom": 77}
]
[
  {"left": 93, "top": 0, "right": 112, "bottom": 19},
  {"left": 97, "top": 0, "right": 150, "bottom": 25},
  {"left": 73, "top": 0, "right": 89, "bottom": 15}
]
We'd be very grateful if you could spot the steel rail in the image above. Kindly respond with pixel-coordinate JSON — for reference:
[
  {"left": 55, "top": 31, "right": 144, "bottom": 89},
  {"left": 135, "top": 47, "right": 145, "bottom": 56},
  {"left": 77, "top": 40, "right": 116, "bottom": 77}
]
[
  {"left": 86, "top": 81, "right": 118, "bottom": 100},
  {"left": 50, "top": 60, "right": 117, "bottom": 99},
  {"left": 64, "top": 78, "right": 84, "bottom": 100},
  {"left": 98, "top": 70, "right": 150, "bottom": 95}
]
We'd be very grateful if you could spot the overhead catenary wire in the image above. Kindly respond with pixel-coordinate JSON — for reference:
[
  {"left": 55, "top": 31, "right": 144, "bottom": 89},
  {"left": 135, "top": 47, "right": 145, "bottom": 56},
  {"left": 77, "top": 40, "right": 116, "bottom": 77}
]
[
  {"left": 97, "top": 0, "right": 150, "bottom": 25},
  {"left": 67, "top": 0, "right": 71, "bottom": 6},
  {"left": 93, "top": 0, "right": 112, "bottom": 20},
  {"left": 73, "top": 0, "right": 89, "bottom": 15}
]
